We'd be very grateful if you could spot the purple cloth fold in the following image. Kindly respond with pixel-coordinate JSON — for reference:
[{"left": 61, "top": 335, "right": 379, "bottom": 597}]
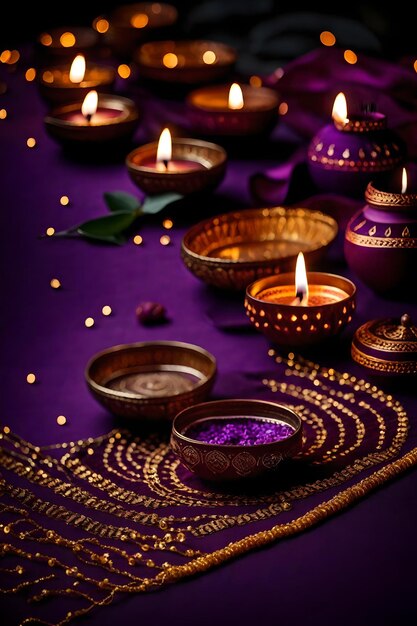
[{"left": 251, "top": 47, "right": 417, "bottom": 205}]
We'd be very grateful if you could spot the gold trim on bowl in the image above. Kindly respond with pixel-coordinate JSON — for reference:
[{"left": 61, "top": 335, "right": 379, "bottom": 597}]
[
  {"left": 351, "top": 343, "right": 417, "bottom": 375},
  {"left": 365, "top": 181, "right": 417, "bottom": 209},
  {"left": 181, "top": 207, "right": 338, "bottom": 290},
  {"left": 85, "top": 340, "right": 217, "bottom": 420}
]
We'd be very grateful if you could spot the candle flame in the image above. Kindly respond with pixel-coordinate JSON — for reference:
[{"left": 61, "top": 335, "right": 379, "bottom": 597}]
[
  {"left": 156, "top": 128, "right": 172, "bottom": 171},
  {"left": 401, "top": 167, "right": 408, "bottom": 193},
  {"left": 332, "top": 92, "right": 348, "bottom": 125},
  {"left": 81, "top": 90, "right": 98, "bottom": 120},
  {"left": 228, "top": 83, "right": 244, "bottom": 110},
  {"left": 69, "top": 55, "right": 86, "bottom": 83},
  {"left": 295, "top": 252, "right": 309, "bottom": 305}
]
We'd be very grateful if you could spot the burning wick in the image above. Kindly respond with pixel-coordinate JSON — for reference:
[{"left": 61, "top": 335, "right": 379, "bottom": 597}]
[
  {"left": 81, "top": 90, "right": 98, "bottom": 124},
  {"left": 401, "top": 167, "right": 407, "bottom": 194},
  {"left": 156, "top": 127, "right": 172, "bottom": 172},
  {"left": 292, "top": 252, "right": 309, "bottom": 305},
  {"left": 332, "top": 92, "right": 349, "bottom": 126}
]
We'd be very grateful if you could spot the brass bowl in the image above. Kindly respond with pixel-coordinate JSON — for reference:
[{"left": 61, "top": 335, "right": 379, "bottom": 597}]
[
  {"left": 245, "top": 272, "right": 356, "bottom": 347},
  {"left": 171, "top": 399, "right": 303, "bottom": 481},
  {"left": 134, "top": 40, "right": 237, "bottom": 85},
  {"left": 85, "top": 341, "right": 217, "bottom": 420},
  {"left": 181, "top": 207, "right": 338, "bottom": 290},
  {"left": 45, "top": 94, "right": 139, "bottom": 145},
  {"left": 126, "top": 138, "right": 227, "bottom": 195}
]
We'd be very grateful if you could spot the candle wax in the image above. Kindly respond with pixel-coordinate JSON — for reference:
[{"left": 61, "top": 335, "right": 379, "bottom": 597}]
[
  {"left": 60, "top": 108, "right": 124, "bottom": 125},
  {"left": 258, "top": 284, "right": 349, "bottom": 306},
  {"left": 141, "top": 158, "right": 206, "bottom": 172}
]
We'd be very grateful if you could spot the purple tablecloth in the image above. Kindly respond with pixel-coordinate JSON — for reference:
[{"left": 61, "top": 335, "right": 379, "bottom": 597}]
[{"left": 1, "top": 45, "right": 417, "bottom": 626}]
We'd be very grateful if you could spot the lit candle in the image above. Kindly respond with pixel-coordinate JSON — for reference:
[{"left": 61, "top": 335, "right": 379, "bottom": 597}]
[
  {"left": 126, "top": 132, "right": 227, "bottom": 195},
  {"left": 261, "top": 252, "right": 350, "bottom": 306},
  {"left": 44, "top": 92, "right": 139, "bottom": 146},
  {"left": 56, "top": 90, "right": 125, "bottom": 125},
  {"left": 186, "top": 81, "right": 279, "bottom": 136},
  {"left": 332, "top": 91, "right": 349, "bottom": 127},
  {"left": 344, "top": 165, "right": 417, "bottom": 295},
  {"left": 308, "top": 91, "right": 405, "bottom": 197},
  {"left": 38, "top": 54, "right": 116, "bottom": 105},
  {"left": 228, "top": 83, "right": 244, "bottom": 110},
  {"left": 154, "top": 128, "right": 206, "bottom": 172},
  {"left": 245, "top": 253, "right": 356, "bottom": 347},
  {"left": 401, "top": 167, "right": 407, "bottom": 193}
]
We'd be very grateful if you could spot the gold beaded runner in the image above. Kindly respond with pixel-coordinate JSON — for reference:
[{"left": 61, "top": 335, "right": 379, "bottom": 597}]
[{"left": 0, "top": 350, "right": 416, "bottom": 626}]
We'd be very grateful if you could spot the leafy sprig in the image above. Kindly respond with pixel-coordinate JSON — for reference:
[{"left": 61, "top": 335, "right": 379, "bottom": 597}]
[{"left": 47, "top": 191, "right": 182, "bottom": 244}]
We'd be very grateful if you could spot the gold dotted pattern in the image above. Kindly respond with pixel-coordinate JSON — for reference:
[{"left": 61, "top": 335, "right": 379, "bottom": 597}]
[{"left": 0, "top": 353, "right": 411, "bottom": 625}]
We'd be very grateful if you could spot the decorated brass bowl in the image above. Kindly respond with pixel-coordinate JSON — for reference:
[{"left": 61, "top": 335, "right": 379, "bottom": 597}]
[
  {"left": 181, "top": 207, "right": 338, "bottom": 290},
  {"left": 351, "top": 313, "right": 417, "bottom": 376},
  {"left": 126, "top": 138, "right": 227, "bottom": 195},
  {"left": 245, "top": 272, "right": 356, "bottom": 347},
  {"left": 171, "top": 399, "right": 303, "bottom": 481},
  {"left": 85, "top": 341, "right": 217, "bottom": 420},
  {"left": 134, "top": 39, "right": 237, "bottom": 85}
]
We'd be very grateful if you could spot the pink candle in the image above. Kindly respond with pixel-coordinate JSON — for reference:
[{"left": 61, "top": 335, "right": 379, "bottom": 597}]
[
  {"left": 60, "top": 107, "right": 125, "bottom": 125},
  {"left": 141, "top": 158, "right": 206, "bottom": 172}
]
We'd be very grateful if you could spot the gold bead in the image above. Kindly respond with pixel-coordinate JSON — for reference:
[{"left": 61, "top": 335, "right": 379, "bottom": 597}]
[
  {"left": 159, "top": 520, "right": 168, "bottom": 530},
  {"left": 130, "top": 531, "right": 137, "bottom": 540},
  {"left": 128, "top": 557, "right": 136, "bottom": 566},
  {"left": 48, "top": 558, "right": 56, "bottom": 567},
  {"left": 146, "top": 559, "right": 155, "bottom": 567}
]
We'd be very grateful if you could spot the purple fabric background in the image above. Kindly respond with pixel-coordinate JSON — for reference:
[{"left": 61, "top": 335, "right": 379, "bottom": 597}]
[{"left": 1, "top": 45, "right": 417, "bottom": 626}]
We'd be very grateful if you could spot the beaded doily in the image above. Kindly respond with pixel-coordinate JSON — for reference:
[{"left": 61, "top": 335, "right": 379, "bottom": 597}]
[{"left": 0, "top": 350, "right": 415, "bottom": 626}]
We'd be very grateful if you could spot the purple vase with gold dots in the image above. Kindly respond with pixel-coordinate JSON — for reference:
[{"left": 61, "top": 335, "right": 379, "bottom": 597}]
[{"left": 308, "top": 93, "right": 405, "bottom": 198}]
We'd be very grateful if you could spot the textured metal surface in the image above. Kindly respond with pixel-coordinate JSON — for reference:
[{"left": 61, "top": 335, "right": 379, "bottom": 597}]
[{"left": 181, "top": 207, "right": 338, "bottom": 290}]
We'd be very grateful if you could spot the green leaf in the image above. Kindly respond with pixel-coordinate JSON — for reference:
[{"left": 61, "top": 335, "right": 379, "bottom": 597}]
[
  {"left": 104, "top": 191, "right": 141, "bottom": 213},
  {"left": 77, "top": 211, "right": 137, "bottom": 237},
  {"left": 141, "top": 193, "right": 183, "bottom": 215},
  {"left": 76, "top": 231, "right": 125, "bottom": 245}
]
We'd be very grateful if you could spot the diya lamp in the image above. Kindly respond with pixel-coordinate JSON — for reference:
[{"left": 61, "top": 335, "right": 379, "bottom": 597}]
[
  {"left": 36, "top": 26, "right": 99, "bottom": 64},
  {"left": 95, "top": 2, "right": 179, "bottom": 59},
  {"left": 186, "top": 82, "right": 280, "bottom": 136},
  {"left": 307, "top": 92, "right": 405, "bottom": 198},
  {"left": 345, "top": 166, "right": 417, "bottom": 295},
  {"left": 126, "top": 127, "right": 227, "bottom": 195},
  {"left": 38, "top": 54, "right": 116, "bottom": 106},
  {"left": 44, "top": 89, "right": 140, "bottom": 147},
  {"left": 134, "top": 40, "right": 237, "bottom": 85},
  {"left": 245, "top": 252, "right": 356, "bottom": 347}
]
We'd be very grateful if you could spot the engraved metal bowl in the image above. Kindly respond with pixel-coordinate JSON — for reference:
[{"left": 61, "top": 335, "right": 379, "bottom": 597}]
[
  {"left": 45, "top": 95, "right": 139, "bottom": 145},
  {"left": 181, "top": 207, "right": 338, "bottom": 290},
  {"left": 126, "top": 138, "right": 227, "bottom": 195},
  {"left": 171, "top": 399, "right": 303, "bottom": 481},
  {"left": 245, "top": 272, "right": 356, "bottom": 347},
  {"left": 85, "top": 341, "right": 217, "bottom": 420}
]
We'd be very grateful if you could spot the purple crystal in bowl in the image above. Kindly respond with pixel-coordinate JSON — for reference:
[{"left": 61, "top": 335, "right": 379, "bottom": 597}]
[
  {"left": 171, "top": 400, "right": 303, "bottom": 481},
  {"left": 186, "top": 416, "right": 295, "bottom": 446}
]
